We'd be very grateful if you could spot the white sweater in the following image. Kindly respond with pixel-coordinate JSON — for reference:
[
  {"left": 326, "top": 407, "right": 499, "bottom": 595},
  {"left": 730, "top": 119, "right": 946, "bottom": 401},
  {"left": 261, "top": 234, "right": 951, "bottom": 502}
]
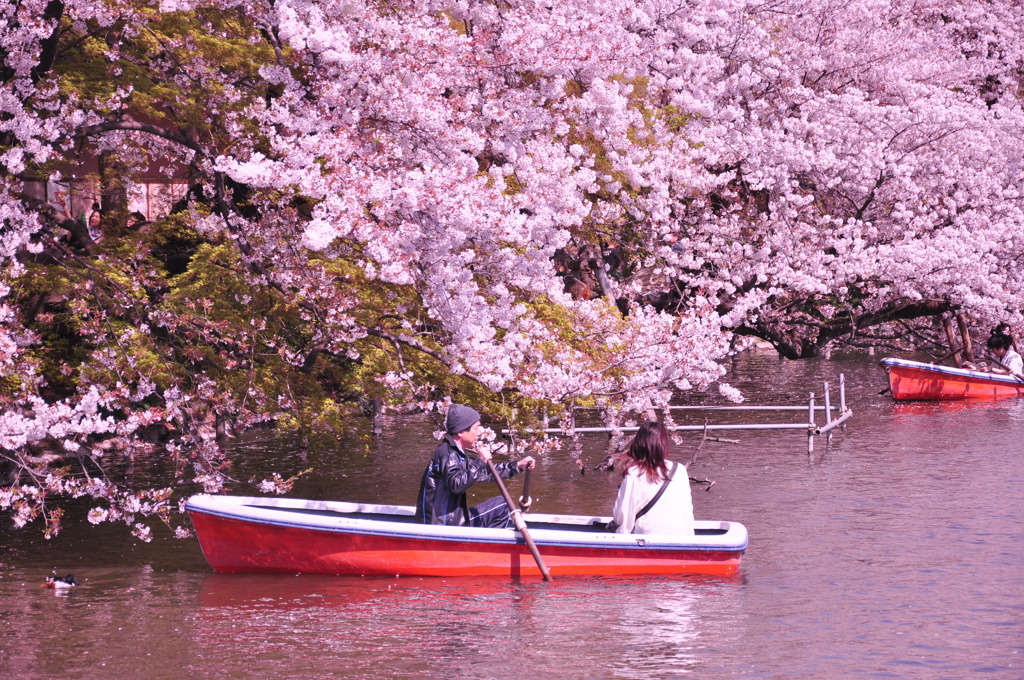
[
  {"left": 998, "top": 348, "right": 1024, "bottom": 375},
  {"left": 612, "top": 460, "right": 695, "bottom": 535}
]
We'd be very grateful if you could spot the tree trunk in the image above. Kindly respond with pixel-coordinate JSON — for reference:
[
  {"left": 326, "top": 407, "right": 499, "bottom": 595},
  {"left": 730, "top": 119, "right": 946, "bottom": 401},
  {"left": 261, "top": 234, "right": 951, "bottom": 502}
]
[
  {"left": 940, "top": 314, "right": 962, "bottom": 367},
  {"left": 98, "top": 150, "right": 130, "bottom": 233},
  {"left": 955, "top": 313, "right": 973, "bottom": 363}
]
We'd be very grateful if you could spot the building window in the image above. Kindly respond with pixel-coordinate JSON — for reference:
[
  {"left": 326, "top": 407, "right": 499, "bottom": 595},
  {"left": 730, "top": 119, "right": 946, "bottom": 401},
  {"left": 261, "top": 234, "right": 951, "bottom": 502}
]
[{"left": 23, "top": 179, "right": 189, "bottom": 222}]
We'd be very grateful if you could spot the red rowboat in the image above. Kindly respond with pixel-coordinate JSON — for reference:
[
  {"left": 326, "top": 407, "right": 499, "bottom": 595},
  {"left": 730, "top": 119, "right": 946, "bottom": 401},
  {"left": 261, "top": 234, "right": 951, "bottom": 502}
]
[
  {"left": 881, "top": 357, "right": 1024, "bottom": 401},
  {"left": 186, "top": 495, "right": 747, "bottom": 578}
]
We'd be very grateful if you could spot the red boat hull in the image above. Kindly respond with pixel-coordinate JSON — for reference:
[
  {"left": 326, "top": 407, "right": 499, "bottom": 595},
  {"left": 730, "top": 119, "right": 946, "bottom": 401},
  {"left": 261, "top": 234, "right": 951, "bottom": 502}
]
[
  {"left": 881, "top": 358, "right": 1024, "bottom": 401},
  {"left": 187, "top": 496, "right": 746, "bottom": 578}
]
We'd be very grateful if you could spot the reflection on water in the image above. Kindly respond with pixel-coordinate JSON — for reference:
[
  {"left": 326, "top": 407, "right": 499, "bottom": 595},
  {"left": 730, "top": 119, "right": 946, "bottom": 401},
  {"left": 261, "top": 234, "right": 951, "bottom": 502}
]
[
  {"left": 2, "top": 351, "right": 1022, "bottom": 679},
  {"left": 187, "top": 573, "right": 741, "bottom": 679}
]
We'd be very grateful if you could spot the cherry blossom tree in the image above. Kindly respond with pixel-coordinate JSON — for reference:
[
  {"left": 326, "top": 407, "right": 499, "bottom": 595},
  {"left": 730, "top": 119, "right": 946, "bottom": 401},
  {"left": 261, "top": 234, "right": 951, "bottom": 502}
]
[{"left": 1, "top": 0, "right": 1022, "bottom": 536}]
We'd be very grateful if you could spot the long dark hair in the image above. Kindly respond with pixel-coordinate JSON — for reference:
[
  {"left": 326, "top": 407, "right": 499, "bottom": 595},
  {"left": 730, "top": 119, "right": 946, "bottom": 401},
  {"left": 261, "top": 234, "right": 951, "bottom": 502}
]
[
  {"left": 988, "top": 324, "right": 1014, "bottom": 352},
  {"left": 619, "top": 421, "right": 671, "bottom": 483}
]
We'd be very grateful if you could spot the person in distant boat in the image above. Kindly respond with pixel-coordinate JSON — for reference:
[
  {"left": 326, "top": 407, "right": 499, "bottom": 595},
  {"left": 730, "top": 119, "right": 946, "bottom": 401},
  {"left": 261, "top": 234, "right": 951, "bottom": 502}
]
[
  {"left": 609, "top": 421, "right": 694, "bottom": 536},
  {"left": 985, "top": 329, "right": 1023, "bottom": 378},
  {"left": 415, "top": 404, "right": 535, "bottom": 527}
]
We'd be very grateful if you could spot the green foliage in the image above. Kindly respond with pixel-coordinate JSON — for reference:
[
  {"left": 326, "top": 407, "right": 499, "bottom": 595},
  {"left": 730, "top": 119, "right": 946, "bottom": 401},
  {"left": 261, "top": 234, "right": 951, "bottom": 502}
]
[
  {"left": 17, "top": 260, "right": 91, "bottom": 398},
  {"left": 11, "top": 2, "right": 601, "bottom": 471}
]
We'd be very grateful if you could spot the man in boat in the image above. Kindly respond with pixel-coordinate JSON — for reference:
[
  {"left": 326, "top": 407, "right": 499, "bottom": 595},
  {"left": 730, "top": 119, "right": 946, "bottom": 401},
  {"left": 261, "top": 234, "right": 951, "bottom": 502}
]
[{"left": 416, "top": 404, "right": 535, "bottom": 527}]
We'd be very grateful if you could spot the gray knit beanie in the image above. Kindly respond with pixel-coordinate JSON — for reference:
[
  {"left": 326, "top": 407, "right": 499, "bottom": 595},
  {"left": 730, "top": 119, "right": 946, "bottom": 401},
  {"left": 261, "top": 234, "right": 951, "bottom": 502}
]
[{"left": 446, "top": 404, "right": 481, "bottom": 435}]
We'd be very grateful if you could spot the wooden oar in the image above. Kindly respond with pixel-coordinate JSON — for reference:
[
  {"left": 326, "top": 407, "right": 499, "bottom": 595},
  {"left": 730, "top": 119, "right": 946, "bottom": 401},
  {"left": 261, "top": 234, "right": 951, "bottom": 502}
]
[{"left": 485, "top": 459, "right": 552, "bottom": 582}]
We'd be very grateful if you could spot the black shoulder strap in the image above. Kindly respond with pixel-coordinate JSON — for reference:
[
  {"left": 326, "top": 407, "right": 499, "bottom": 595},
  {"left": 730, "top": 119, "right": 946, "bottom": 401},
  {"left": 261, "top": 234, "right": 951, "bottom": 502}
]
[{"left": 635, "top": 462, "right": 677, "bottom": 521}]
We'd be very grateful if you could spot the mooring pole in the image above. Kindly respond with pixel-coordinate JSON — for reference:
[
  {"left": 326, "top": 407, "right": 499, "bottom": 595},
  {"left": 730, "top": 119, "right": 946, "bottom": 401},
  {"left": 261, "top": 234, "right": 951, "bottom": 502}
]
[
  {"left": 839, "top": 373, "right": 847, "bottom": 430},
  {"left": 807, "top": 392, "right": 815, "bottom": 454},
  {"left": 823, "top": 382, "right": 833, "bottom": 442},
  {"left": 371, "top": 398, "right": 384, "bottom": 437}
]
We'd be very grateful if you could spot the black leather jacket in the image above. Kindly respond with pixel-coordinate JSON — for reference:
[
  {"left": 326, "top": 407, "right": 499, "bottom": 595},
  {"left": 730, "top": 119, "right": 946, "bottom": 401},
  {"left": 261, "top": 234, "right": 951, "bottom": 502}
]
[{"left": 415, "top": 434, "right": 521, "bottom": 525}]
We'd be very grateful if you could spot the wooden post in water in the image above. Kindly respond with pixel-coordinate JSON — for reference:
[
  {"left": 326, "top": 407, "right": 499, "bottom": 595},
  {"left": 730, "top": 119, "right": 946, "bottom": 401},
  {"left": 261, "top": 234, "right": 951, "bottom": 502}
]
[
  {"left": 371, "top": 399, "right": 384, "bottom": 437},
  {"left": 563, "top": 408, "right": 575, "bottom": 436},
  {"left": 956, "top": 312, "right": 973, "bottom": 363},
  {"left": 940, "top": 313, "right": 962, "bottom": 367},
  {"left": 839, "top": 374, "right": 847, "bottom": 430},
  {"left": 823, "top": 382, "right": 833, "bottom": 443},
  {"left": 807, "top": 392, "right": 815, "bottom": 454}
]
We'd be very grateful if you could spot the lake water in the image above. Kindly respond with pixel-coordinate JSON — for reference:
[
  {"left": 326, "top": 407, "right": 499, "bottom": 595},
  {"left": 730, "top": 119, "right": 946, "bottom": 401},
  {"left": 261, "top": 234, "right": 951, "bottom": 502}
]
[{"left": 2, "top": 351, "right": 1021, "bottom": 679}]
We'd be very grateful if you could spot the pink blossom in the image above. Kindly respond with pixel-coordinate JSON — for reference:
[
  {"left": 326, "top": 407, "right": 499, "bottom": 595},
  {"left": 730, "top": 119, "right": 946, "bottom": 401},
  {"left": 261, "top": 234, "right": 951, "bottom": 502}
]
[{"left": 2, "top": 0, "right": 1023, "bottom": 538}]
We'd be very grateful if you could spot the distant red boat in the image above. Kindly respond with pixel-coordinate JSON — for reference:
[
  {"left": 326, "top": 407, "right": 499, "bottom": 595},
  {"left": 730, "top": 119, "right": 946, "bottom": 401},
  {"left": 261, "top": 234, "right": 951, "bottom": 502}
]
[
  {"left": 186, "top": 495, "right": 747, "bottom": 578},
  {"left": 881, "top": 358, "right": 1024, "bottom": 401}
]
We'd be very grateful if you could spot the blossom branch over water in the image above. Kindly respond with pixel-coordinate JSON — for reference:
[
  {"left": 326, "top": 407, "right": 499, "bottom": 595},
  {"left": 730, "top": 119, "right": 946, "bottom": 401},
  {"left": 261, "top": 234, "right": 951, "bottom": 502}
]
[{"left": 1, "top": 0, "right": 1022, "bottom": 535}]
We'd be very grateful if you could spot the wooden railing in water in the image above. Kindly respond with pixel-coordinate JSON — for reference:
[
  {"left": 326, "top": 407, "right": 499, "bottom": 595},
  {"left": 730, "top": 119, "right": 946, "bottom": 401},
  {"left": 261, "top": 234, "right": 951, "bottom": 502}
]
[{"left": 501, "top": 374, "right": 853, "bottom": 455}]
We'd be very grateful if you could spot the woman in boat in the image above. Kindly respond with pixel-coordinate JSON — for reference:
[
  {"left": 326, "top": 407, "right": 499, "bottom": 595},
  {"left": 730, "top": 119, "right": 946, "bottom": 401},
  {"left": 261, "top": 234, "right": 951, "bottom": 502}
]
[
  {"left": 610, "top": 421, "right": 694, "bottom": 536},
  {"left": 415, "top": 404, "right": 535, "bottom": 528},
  {"left": 986, "top": 328, "right": 1023, "bottom": 377}
]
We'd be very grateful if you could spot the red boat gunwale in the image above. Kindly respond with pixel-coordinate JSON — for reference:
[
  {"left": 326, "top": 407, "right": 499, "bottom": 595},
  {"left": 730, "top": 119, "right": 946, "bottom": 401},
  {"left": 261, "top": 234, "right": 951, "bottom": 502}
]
[
  {"left": 186, "top": 495, "right": 748, "bottom": 578},
  {"left": 881, "top": 357, "right": 1024, "bottom": 401}
]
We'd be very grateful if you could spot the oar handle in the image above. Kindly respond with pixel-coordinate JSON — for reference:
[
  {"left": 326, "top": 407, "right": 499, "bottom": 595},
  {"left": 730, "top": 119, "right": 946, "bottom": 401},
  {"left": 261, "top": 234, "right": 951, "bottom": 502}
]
[
  {"left": 518, "top": 468, "right": 533, "bottom": 511},
  {"left": 485, "top": 459, "right": 552, "bottom": 582}
]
